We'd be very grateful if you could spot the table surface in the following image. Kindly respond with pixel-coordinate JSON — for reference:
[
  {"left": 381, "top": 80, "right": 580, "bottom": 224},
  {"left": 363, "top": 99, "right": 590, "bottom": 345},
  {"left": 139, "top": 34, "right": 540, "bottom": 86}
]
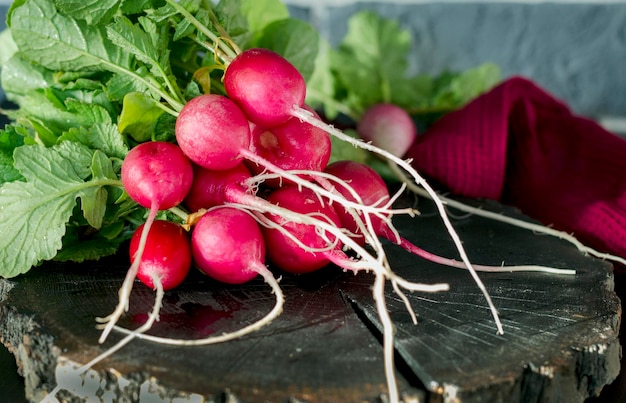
[{"left": 0, "top": 196, "right": 621, "bottom": 403}]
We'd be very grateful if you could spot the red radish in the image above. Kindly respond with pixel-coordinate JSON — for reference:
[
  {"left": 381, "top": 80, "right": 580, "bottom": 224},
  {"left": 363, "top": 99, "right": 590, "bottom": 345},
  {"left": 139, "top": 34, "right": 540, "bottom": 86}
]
[
  {"left": 179, "top": 164, "right": 375, "bottom": 275},
  {"left": 222, "top": 49, "right": 495, "bottom": 323},
  {"left": 220, "top": 47, "right": 494, "bottom": 319},
  {"left": 262, "top": 186, "right": 344, "bottom": 274},
  {"left": 181, "top": 164, "right": 354, "bottom": 271},
  {"left": 357, "top": 103, "right": 417, "bottom": 157},
  {"left": 129, "top": 220, "right": 191, "bottom": 290},
  {"left": 121, "top": 141, "right": 194, "bottom": 211},
  {"left": 224, "top": 48, "right": 306, "bottom": 128},
  {"left": 184, "top": 163, "right": 253, "bottom": 213},
  {"left": 247, "top": 105, "right": 331, "bottom": 187},
  {"left": 175, "top": 94, "right": 251, "bottom": 170},
  {"left": 192, "top": 207, "right": 266, "bottom": 284},
  {"left": 99, "top": 141, "right": 193, "bottom": 343}
]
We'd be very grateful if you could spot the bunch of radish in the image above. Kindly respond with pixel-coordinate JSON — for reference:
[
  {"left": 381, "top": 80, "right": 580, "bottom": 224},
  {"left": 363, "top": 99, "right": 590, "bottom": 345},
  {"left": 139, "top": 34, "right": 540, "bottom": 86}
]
[{"left": 79, "top": 47, "right": 574, "bottom": 403}]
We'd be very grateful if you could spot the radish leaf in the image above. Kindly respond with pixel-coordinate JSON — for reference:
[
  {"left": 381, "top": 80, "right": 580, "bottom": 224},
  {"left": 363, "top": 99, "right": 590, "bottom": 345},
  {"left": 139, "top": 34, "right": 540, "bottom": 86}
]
[
  {"left": 8, "top": 0, "right": 131, "bottom": 72},
  {"left": 0, "top": 142, "right": 120, "bottom": 278}
]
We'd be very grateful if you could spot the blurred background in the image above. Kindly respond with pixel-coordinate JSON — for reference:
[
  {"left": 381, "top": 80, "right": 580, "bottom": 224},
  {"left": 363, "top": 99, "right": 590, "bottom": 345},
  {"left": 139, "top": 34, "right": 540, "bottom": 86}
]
[
  {"left": 2, "top": 0, "right": 626, "bottom": 133},
  {"left": 2, "top": 0, "right": 626, "bottom": 134},
  {"left": 282, "top": 0, "right": 626, "bottom": 136}
]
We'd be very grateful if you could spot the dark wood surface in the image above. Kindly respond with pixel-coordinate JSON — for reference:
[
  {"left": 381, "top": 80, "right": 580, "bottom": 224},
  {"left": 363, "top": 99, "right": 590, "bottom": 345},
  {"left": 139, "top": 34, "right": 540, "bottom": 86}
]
[{"left": 0, "top": 197, "right": 622, "bottom": 402}]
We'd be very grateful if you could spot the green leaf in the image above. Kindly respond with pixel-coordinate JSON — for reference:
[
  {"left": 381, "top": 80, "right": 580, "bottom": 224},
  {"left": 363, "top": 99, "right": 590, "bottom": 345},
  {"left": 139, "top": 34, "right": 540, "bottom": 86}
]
[
  {"left": 431, "top": 63, "right": 501, "bottom": 108},
  {"left": 328, "top": 129, "right": 368, "bottom": 165},
  {"left": 106, "top": 16, "right": 160, "bottom": 71},
  {"left": 120, "top": 0, "right": 161, "bottom": 15},
  {"left": 59, "top": 123, "right": 128, "bottom": 161},
  {"left": 330, "top": 11, "right": 412, "bottom": 116},
  {"left": 118, "top": 92, "right": 166, "bottom": 143},
  {"left": 12, "top": 89, "right": 113, "bottom": 145},
  {"left": 80, "top": 186, "right": 108, "bottom": 229},
  {"left": 0, "top": 125, "right": 26, "bottom": 183},
  {"left": 214, "top": 0, "right": 249, "bottom": 42},
  {"left": 9, "top": 0, "right": 132, "bottom": 72},
  {"left": 54, "top": 224, "right": 126, "bottom": 263},
  {"left": 0, "top": 53, "right": 54, "bottom": 102},
  {"left": 0, "top": 141, "right": 101, "bottom": 277},
  {"left": 54, "top": 0, "right": 122, "bottom": 25},
  {"left": 240, "top": 0, "right": 288, "bottom": 34},
  {"left": 105, "top": 71, "right": 152, "bottom": 102},
  {"left": 0, "top": 29, "right": 18, "bottom": 67},
  {"left": 306, "top": 40, "right": 344, "bottom": 120},
  {"left": 254, "top": 18, "right": 319, "bottom": 82}
]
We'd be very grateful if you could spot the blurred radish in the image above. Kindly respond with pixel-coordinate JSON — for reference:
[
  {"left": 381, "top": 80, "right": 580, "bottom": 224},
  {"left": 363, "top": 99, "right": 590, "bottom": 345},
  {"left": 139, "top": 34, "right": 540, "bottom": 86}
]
[{"left": 357, "top": 103, "right": 417, "bottom": 158}]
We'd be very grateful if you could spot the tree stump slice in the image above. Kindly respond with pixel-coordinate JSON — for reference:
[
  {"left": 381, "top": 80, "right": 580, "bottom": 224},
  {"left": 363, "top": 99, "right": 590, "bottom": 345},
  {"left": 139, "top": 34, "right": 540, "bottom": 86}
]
[{"left": 0, "top": 198, "right": 621, "bottom": 402}]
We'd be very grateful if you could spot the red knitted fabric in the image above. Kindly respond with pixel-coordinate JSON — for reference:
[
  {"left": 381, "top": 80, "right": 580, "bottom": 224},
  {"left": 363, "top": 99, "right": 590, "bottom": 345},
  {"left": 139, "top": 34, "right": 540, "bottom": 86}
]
[{"left": 406, "top": 76, "right": 626, "bottom": 264}]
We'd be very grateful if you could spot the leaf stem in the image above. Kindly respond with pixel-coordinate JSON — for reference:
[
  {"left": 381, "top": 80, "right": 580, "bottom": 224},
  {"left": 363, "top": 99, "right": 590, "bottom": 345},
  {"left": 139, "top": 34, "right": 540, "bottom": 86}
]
[{"left": 164, "top": 0, "right": 238, "bottom": 62}]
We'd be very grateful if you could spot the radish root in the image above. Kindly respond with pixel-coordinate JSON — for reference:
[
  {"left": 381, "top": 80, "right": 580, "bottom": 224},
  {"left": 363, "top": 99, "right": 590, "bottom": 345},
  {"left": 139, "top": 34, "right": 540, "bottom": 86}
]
[
  {"left": 292, "top": 105, "right": 505, "bottom": 335},
  {"left": 113, "top": 263, "right": 284, "bottom": 346},
  {"left": 96, "top": 203, "right": 160, "bottom": 343}
]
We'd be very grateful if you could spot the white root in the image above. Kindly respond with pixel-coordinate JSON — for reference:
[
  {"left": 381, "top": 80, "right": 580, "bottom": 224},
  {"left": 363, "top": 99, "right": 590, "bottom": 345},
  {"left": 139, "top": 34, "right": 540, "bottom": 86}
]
[
  {"left": 385, "top": 158, "right": 623, "bottom": 268},
  {"left": 292, "top": 105, "right": 505, "bottom": 336},
  {"left": 414, "top": 186, "right": 626, "bottom": 267},
  {"left": 96, "top": 203, "right": 160, "bottom": 344},
  {"left": 113, "top": 262, "right": 284, "bottom": 346},
  {"left": 240, "top": 149, "right": 415, "bottom": 221}
]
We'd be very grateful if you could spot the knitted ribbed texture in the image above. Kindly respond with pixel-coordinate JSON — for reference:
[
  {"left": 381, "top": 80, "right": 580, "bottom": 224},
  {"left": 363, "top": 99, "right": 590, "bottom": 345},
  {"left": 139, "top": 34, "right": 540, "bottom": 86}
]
[{"left": 406, "top": 76, "right": 626, "bottom": 263}]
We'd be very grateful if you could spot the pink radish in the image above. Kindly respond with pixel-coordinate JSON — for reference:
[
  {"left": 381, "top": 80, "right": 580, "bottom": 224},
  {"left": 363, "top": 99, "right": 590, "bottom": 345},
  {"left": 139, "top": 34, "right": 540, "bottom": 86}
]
[
  {"left": 357, "top": 103, "right": 417, "bottom": 158},
  {"left": 180, "top": 163, "right": 359, "bottom": 270},
  {"left": 184, "top": 163, "right": 253, "bottom": 213},
  {"left": 262, "top": 186, "right": 343, "bottom": 274},
  {"left": 121, "top": 141, "right": 194, "bottom": 211},
  {"left": 46, "top": 220, "right": 189, "bottom": 399},
  {"left": 246, "top": 105, "right": 331, "bottom": 187},
  {"left": 129, "top": 220, "right": 191, "bottom": 290},
  {"left": 324, "top": 160, "right": 391, "bottom": 245},
  {"left": 221, "top": 46, "right": 504, "bottom": 341},
  {"left": 111, "top": 206, "right": 286, "bottom": 347},
  {"left": 224, "top": 48, "right": 306, "bottom": 128},
  {"left": 191, "top": 207, "right": 267, "bottom": 284},
  {"left": 98, "top": 141, "right": 193, "bottom": 343},
  {"left": 175, "top": 94, "right": 251, "bottom": 171},
  {"left": 178, "top": 164, "right": 369, "bottom": 276},
  {"left": 186, "top": 49, "right": 494, "bottom": 401}
]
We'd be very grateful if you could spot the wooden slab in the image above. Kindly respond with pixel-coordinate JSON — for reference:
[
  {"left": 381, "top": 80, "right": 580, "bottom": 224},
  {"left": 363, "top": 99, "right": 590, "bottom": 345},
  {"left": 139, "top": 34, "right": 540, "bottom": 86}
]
[
  {"left": 342, "top": 199, "right": 622, "bottom": 402},
  {"left": 0, "top": 198, "right": 621, "bottom": 402}
]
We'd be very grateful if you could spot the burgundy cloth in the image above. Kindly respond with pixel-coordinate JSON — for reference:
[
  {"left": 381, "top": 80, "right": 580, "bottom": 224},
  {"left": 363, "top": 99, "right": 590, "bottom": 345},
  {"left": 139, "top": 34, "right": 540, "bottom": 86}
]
[{"left": 406, "top": 76, "right": 626, "bottom": 264}]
